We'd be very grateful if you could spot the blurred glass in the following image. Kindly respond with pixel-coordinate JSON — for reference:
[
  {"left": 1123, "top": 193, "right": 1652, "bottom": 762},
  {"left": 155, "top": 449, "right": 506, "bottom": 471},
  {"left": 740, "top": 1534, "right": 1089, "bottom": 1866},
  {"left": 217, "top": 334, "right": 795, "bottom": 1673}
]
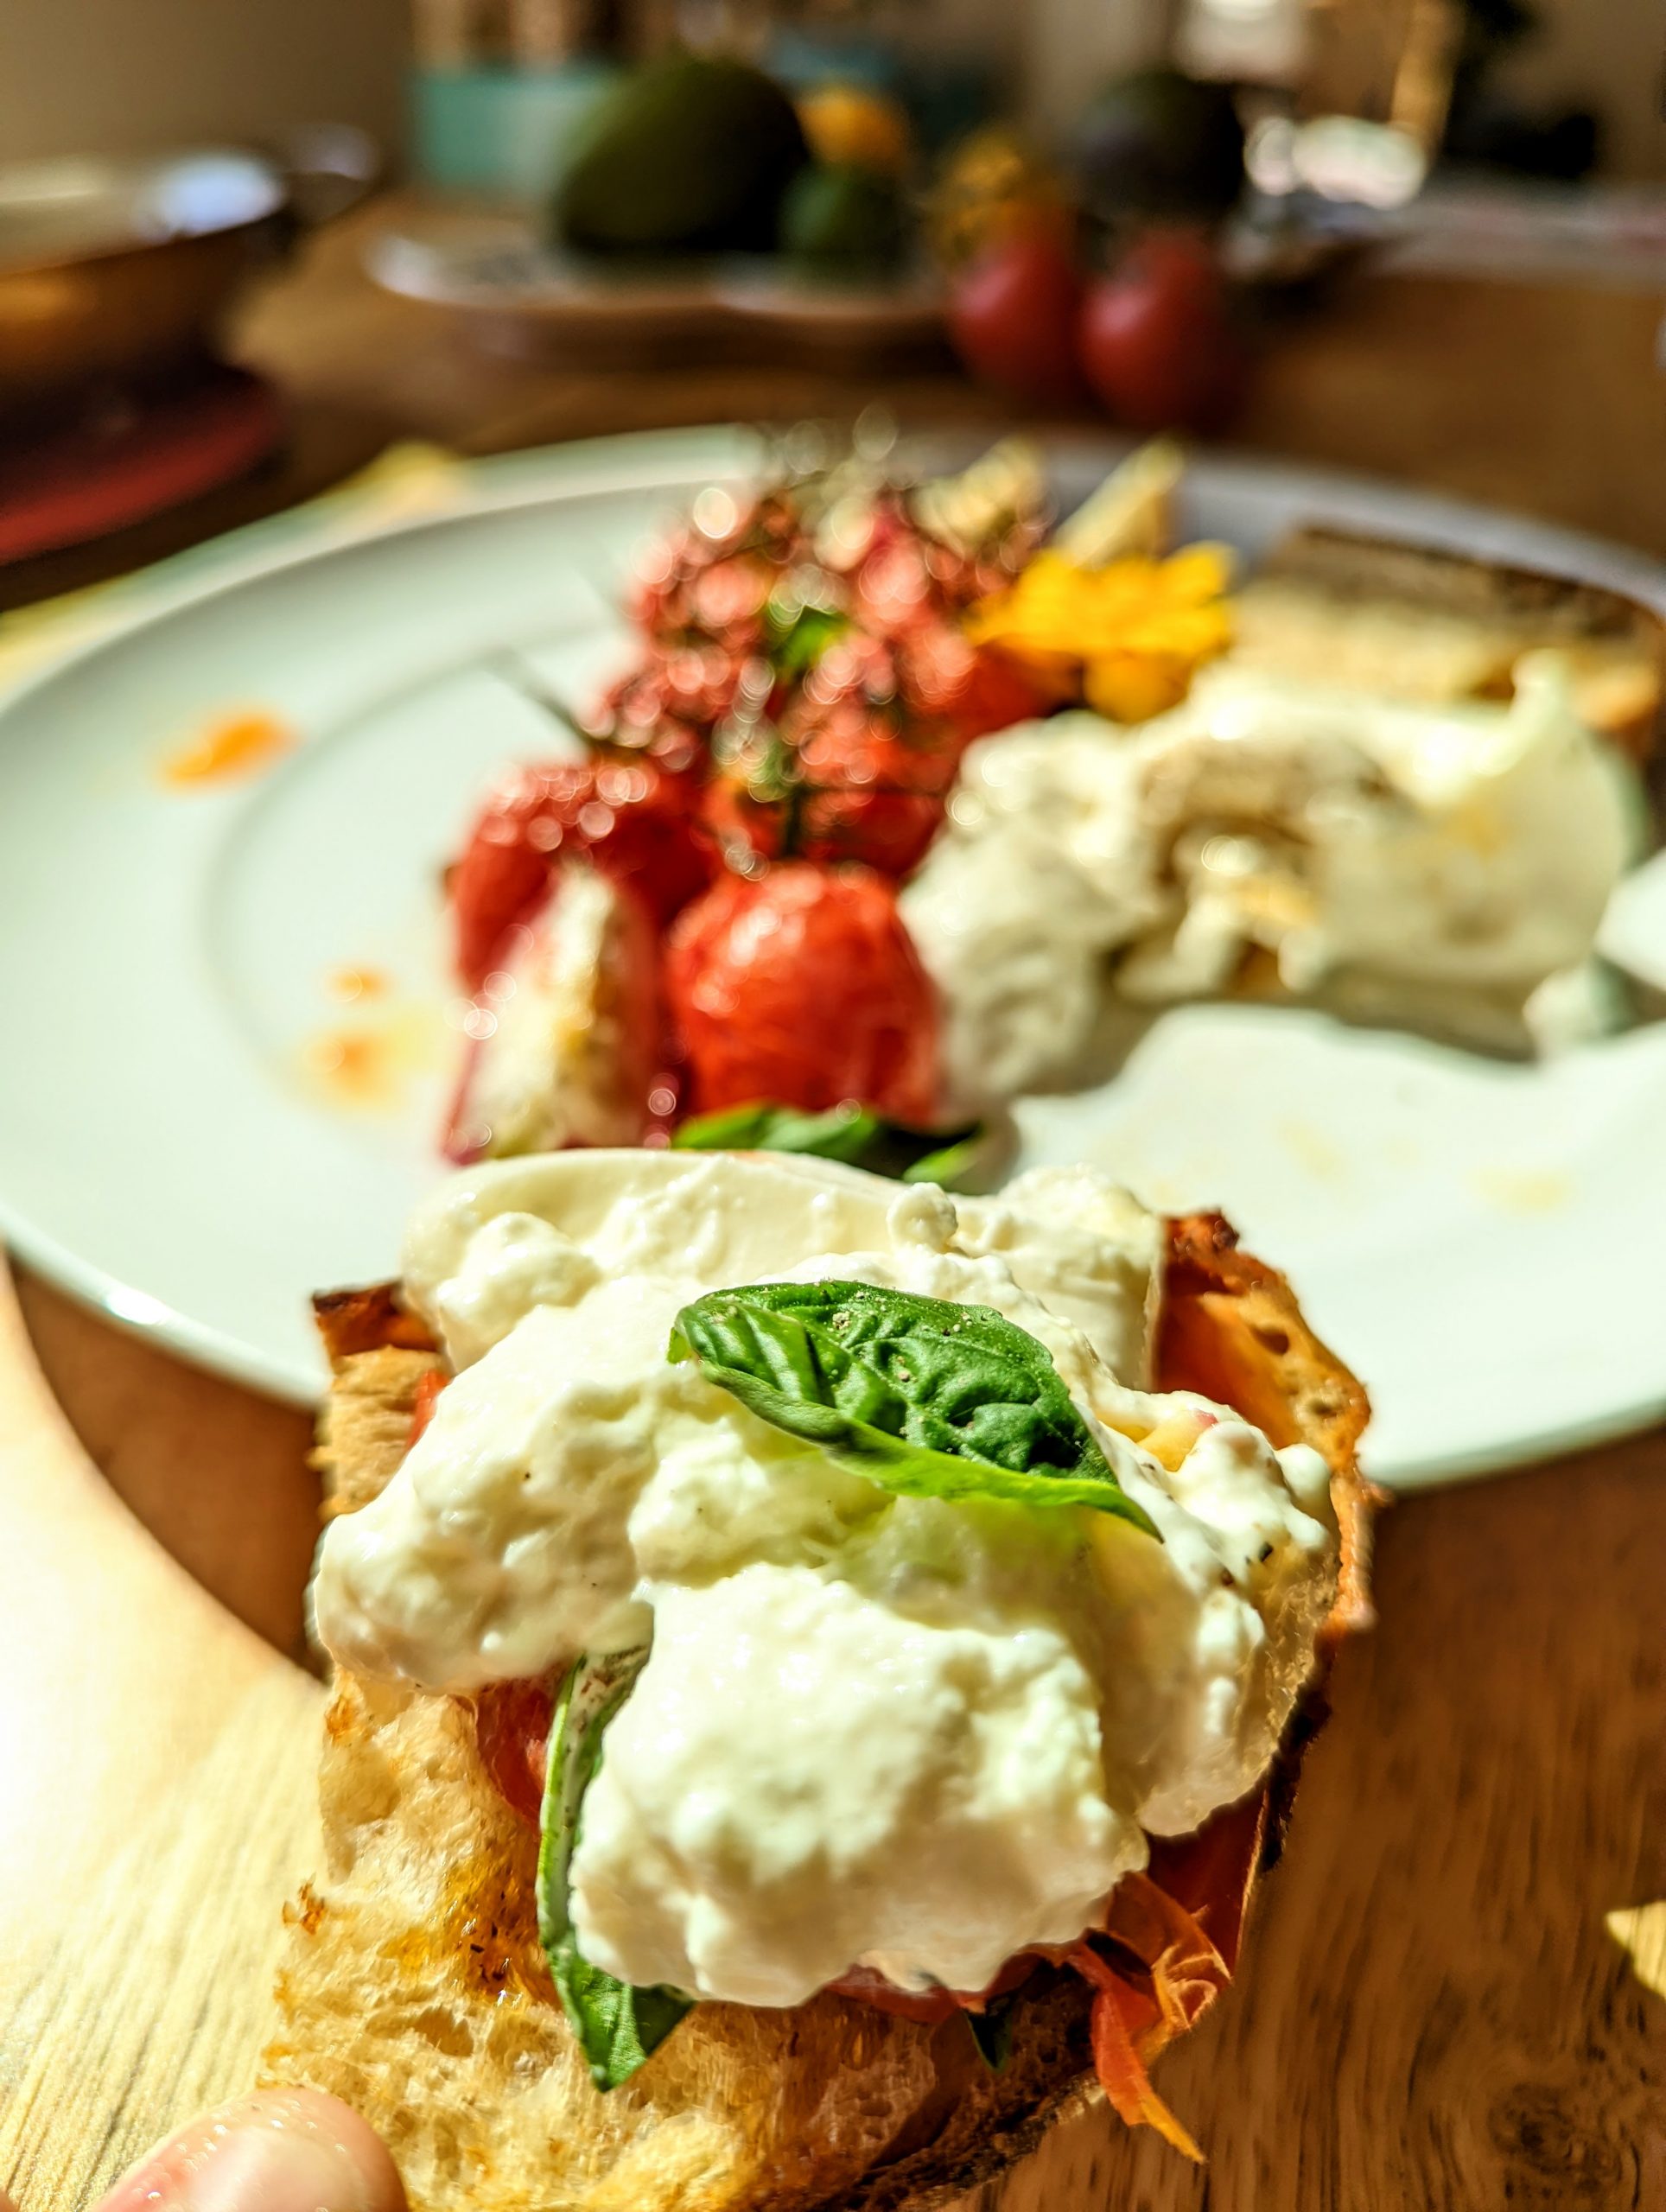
[
  {"left": 1176, "top": 0, "right": 1309, "bottom": 86},
  {"left": 1180, "top": 0, "right": 1462, "bottom": 211},
  {"left": 1303, "top": 0, "right": 1461, "bottom": 152}
]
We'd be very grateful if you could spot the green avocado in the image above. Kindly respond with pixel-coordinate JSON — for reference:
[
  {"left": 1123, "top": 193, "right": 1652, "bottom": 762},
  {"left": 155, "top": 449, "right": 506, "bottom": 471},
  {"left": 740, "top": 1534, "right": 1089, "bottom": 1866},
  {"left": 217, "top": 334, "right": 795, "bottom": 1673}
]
[
  {"left": 780, "top": 162, "right": 906, "bottom": 275},
  {"left": 553, "top": 54, "right": 810, "bottom": 255},
  {"left": 1073, "top": 67, "right": 1245, "bottom": 226}
]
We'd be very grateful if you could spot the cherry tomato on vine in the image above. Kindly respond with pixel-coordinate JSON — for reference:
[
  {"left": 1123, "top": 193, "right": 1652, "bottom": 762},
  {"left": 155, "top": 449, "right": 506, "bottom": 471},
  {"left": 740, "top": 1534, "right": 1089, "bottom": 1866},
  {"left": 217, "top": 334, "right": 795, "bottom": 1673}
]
[
  {"left": 664, "top": 863, "right": 938, "bottom": 1122},
  {"left": 452, "top": 756, "right": 709, "bottom": 989}
]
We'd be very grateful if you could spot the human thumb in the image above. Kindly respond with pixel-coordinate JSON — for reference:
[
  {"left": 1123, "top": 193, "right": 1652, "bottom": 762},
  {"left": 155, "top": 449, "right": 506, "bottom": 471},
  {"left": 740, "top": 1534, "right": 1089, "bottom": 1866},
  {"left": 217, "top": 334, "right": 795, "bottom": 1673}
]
[{"left": 88, "top": 2088, "right": 404, "bottom": 2212}]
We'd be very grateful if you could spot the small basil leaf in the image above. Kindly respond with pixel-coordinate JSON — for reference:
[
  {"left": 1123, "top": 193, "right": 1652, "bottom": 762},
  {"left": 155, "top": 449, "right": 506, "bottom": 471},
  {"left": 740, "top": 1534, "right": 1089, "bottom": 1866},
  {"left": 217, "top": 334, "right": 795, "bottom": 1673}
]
[
  {"left": 671, "top": 1100, "right": 986, "bottom": 1189},
  {"left": 899, "top": 1129, "right": 989, "bottom": 1189},
  {"left": 536, "top": 1649, "right": 695, "bottom": 2090},
  {"left": 766, "top": 602, "right": 849, "bottom": 677},
  {"left": 668, "top": 1281, "right": 1158, "bottom": 1537},
  {"left": 671, "top": 1099, "right": 880, "bottom": 1164},
  {"left": 965, "top": 1996, "right": 1017, "bottom": 2072}
]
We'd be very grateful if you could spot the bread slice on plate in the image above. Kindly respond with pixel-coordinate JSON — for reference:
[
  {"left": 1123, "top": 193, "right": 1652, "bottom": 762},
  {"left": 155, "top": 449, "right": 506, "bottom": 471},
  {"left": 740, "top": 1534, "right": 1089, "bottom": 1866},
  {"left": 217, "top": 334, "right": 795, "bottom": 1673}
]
[
  {"left": 267, "top": 1208, "right": 1371, "bottom": 2212},
  {"left": 1230, "top": 523, "right": 1664, "bottom": 757}
]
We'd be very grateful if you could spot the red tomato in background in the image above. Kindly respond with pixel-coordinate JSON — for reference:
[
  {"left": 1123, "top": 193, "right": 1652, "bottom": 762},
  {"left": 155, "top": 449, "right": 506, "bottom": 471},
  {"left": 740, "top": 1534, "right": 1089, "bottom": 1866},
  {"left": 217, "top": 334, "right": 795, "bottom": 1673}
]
[
  {"left": 1078, "top": 232, "right": 1245, "bottom": 433},
  {"left": 948, "top": 226, "right": 1085, "bottom": 408},
  {"left": 452, "top": 756, "right": 710, "bottom": 989},
  {"left": 664, "top": 863, "right": 938, "bottom": 1123}
]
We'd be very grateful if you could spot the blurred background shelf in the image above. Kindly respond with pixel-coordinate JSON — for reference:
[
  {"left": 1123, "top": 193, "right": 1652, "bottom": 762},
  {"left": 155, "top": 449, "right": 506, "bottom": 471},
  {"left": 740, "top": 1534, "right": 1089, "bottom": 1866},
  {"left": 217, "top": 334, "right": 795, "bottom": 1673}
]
[
  {"left": 3, "top": 0, "right": 1663, "bottom": 595},
  {"left": 3, "top": 0, "right": 1663, "bottom": 183},
  {"left": 4, "top": 182, "right": 1662, "bottom": 618}
]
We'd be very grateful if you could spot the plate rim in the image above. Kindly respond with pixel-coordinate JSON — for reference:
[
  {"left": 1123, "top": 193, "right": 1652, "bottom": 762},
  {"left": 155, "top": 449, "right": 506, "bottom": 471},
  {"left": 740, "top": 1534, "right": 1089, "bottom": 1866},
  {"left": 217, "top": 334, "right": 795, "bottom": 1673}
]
[{"left": 2, "top": 423, "right": 1663, "bottom": 1486}]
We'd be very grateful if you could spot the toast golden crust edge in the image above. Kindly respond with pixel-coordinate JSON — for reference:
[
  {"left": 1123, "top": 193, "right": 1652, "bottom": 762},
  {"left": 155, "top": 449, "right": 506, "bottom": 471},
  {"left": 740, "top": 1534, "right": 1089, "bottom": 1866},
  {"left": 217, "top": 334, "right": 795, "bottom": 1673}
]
[
  {"left": 270, "top": 1233, "right": 1373, "bottom": 2212},
  {"left": 1160, "top": 1211, "right": 1378, "bottom": 1649},
  {"left": 1232, "top": 523, "right": 1666, "bottom": 759}
]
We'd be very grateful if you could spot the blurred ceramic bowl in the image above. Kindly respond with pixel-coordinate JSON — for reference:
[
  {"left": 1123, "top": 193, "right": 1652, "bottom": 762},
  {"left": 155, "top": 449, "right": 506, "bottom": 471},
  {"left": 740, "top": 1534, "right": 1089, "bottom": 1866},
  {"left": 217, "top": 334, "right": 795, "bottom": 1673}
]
[{"left": 0, "top": 132, "right": 376, "bottom": 415}]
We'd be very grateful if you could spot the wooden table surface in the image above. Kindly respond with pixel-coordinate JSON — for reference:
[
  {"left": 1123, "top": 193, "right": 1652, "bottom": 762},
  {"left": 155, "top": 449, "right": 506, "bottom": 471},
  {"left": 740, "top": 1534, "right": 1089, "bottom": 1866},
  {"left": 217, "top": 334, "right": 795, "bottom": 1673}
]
[{"left": 1, "top": 194, "right": 1663, "bottom": 2210}]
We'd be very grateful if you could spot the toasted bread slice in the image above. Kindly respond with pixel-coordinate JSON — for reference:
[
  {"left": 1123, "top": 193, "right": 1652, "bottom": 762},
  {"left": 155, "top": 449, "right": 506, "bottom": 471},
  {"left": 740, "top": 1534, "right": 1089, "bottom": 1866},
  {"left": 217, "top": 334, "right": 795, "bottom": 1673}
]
[
  {"left": 1230, "top": 524, "right": 1664, "bottom": 756},
  {"left": 266, "top": 1227, "right": 1371, "bottom": 2212}
]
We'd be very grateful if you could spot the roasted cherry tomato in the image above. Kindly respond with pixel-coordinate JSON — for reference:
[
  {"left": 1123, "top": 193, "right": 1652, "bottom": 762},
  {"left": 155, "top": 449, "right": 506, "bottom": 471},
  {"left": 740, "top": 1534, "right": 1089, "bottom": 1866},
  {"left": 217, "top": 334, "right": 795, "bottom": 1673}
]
[
  {"left": 798, "top": 786, "right": 945, "bottom": 875},
  {"left": 631, "top": 493, "right": 799, "bottom": 646},
  {"left": 700, "top": 773, "right": 945, "bottom": 879},
  {"left": 788, "top": 699, "right": 956, "bottom": 796},
  {"left": 594, "top": 650, "right": 735, "bottom": 758},
  {"left": 452, "top": 755, "right": 710, "bottom": 989},
  {"left": 444, "top": 869, "right": 665, "bottom": 1164},
  {"left": 1078, "top": 230, "right": 1245, "bottom": 433},
  {"left": 698, "top": 769, "right": 787, "bottom": 868},
  {"left": 792, "top": 699, "right": 955, "bottom": 873},
  {"left": 948, "top": 222, "right": 1086, "bottom": 408},
  {"left": 699, "top": 690, "right": 960, "bottom": 879},
  {"left": 944, "top": 642, "right": 1057, "bottom": 741},
  {"left": 665, "top": 863, "right": 938, "bottom": 1122}
]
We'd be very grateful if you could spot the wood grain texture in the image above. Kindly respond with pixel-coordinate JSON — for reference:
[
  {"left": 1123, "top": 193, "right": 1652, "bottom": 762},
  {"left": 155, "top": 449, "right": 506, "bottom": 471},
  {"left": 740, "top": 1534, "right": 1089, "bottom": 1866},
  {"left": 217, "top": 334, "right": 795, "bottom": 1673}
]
[
  {"left": 0, "top": 1669, "right": 319, "bottom": 2212},
  {"left": 0, "top": 1266, "right": 322, "bottom": 2209},
  {"left": 985, "top": 1445, "right": 1666, "bottom": 2212}
]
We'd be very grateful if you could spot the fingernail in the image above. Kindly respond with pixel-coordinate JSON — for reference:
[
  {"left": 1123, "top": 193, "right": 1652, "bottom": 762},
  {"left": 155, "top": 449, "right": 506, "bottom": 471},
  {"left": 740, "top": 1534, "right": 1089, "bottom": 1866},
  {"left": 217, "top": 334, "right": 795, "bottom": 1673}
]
[{"left": 97, "top": 2090, "right": 404, "bottom": 2212}]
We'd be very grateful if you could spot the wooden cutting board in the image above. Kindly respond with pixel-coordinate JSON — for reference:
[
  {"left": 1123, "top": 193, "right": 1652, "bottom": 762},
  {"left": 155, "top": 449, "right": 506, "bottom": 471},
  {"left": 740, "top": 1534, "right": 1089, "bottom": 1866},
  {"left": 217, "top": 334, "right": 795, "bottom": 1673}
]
[{"left": 1, "top": 1258, "right": 1663, "bottom": 2212}]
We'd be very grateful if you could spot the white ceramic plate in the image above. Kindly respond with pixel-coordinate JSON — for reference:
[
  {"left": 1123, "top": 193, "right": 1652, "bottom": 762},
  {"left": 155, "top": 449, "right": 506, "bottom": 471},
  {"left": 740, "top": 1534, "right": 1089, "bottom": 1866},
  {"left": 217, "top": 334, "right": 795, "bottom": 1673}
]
[{"left": 0, "top": 425, "right": 1662, "bottom": 1488}]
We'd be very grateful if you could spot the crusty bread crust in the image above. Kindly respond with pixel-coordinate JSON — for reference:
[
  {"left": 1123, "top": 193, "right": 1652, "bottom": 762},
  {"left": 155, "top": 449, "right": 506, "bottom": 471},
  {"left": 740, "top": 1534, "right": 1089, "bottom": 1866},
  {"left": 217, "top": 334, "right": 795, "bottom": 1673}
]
[
  {"left": 1230, "top": 524, "right": 1665, "bottom": 759},
  {"left": 270, "top": 1234, "right": 1372, "bottom": 2211},
  {"left": 267, "top": 1656, "right": 1099, "bottom": 2212},
  {"left": 1159, "top": 1211, "right": 1377, "bottom": 1650},
  {"left": 311, "top": 1342, "right": 445, "bottom": 1520}
]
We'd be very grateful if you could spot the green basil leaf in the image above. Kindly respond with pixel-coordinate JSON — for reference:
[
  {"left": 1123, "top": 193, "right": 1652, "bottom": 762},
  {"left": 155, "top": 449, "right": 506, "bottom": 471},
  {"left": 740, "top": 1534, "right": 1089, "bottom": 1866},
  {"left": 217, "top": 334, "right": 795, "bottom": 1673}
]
[
  {"left": 712, "top": 718, "right": 798, "bottom": 803},
  {"left": 536, "top": 1648, "right": 695, "bottom": 2090},
  {"left": 965, "top": 1996, "right": 1017, "bottom": 2072},
  {"left": 765, "top": 601, "right": 849, "bottom": 677},
  {"left": 898, "top": 1128, "right": 989, "bottom": 1190},
  {"left": 668, "top": 1281, "right": 1159, "bottom": 1537},
  {"left": 671, "top": 1100, "right": 987, "bottom": 1190}
]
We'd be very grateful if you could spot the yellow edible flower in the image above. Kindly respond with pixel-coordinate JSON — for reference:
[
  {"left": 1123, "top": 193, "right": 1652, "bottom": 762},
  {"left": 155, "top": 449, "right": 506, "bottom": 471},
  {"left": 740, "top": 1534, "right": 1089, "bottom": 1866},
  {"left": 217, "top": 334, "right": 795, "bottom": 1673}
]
[{"left": 967, "top": 543, "right": 1235, "bottom": 723}]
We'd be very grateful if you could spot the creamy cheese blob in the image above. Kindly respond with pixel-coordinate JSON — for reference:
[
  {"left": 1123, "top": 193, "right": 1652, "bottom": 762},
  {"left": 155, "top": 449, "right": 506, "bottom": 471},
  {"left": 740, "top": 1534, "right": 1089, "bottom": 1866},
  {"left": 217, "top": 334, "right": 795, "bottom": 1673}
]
[
  {"left": 313, "top": 1151, "right": 1337, "bottom": 2007},
  {"left": 458, "top": 865, "right": 652, "bottom": 1160},
  {"left": 902, "top": 656, "right": 1641, "bottom": 1109}
]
